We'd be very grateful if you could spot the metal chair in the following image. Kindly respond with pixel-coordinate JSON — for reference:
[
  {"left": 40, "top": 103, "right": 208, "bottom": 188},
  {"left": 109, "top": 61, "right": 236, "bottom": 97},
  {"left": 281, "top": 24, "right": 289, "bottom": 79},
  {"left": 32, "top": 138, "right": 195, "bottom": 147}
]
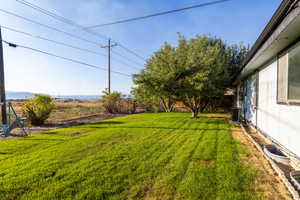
[{"left": 0, "top": 102, "right": 27, "bottom": 137}]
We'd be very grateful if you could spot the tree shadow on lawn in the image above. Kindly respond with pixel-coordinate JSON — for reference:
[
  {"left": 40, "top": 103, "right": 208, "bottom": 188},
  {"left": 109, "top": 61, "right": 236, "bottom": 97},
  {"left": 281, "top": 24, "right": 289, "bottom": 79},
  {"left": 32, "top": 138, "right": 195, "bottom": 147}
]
[
  {"left": 22, "top": 138, "right": 67, "bottom": 142},
  {"left": 42, "top": 121, "right": 125, "bottom": 136},
  {"left": 88, "top": 121, "right": 125, "bottom": 125},
  {"left": 78, "top": 126, "right": 228, "bottom": 132},
  {"left": 0, "top": 152, "right": 11, "bottom": 155},
  {"left": 77, "top": 121, "right": 125, "bottom": 128},
  {"left": 73, "top": 119, "right": 228, "bottom": 132},
  {"left": 43, "top": 117, "right": 230, "bottom": 136},
  {"left": 68, "top": 118, "right": 229, "bottom": 132}
]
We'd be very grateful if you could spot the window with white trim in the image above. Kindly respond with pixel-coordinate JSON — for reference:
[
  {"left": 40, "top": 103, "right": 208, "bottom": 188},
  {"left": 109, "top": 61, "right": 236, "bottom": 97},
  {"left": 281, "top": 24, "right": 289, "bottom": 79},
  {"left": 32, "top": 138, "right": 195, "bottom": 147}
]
[
  {"left": 277, "top": 42, "right": 300, "bottom": 103},
  {"left": 288, "top": 43, "right": 300, "bottom": 101}
]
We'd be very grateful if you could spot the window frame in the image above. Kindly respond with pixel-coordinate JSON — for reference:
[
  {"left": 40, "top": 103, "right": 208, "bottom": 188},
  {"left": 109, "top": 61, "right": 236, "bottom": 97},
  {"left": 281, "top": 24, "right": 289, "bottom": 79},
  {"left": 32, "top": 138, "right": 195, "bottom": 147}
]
[
  {"left": 277, "top": 52, "right": 289, "bottom": 104},
  {"left": 277, "top": 42, "right": 300, "bottom": 104}
]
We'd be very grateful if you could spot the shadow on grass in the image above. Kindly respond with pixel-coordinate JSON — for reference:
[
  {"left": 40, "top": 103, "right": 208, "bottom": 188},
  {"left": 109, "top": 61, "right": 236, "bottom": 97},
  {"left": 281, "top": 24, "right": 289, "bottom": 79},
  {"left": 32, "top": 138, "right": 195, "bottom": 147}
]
[
  {"left": 43, "top": 118, "right": 229, "bottom": 136},
  {"left": 74, "top": 126, "right": 228, "bottom": 132},
  {"left": 0, "top": 152, "right": 11, "bottom": 155},
  {"left": 23, "top": 138, "right": 66, "bottom": 142},
  {"left": 68, "top": 118, "right": 229, "bottom": 132},
  {"left": 89, "top": 121, "right": 124, "bottom": 125}
]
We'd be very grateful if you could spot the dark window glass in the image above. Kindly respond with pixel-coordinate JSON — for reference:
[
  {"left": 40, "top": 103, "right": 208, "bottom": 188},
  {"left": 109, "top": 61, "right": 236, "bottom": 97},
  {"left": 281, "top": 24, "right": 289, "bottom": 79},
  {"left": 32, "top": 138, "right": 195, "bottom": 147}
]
[{"left": 288, "top": 44, "right": 300, "bottom": 100}]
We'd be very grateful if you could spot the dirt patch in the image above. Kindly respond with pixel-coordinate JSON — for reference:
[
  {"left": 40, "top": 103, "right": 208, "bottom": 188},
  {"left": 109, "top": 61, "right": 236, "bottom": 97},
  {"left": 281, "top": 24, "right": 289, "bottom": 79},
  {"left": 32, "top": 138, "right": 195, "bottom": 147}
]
[
  {"left": 59, "top": 113, "right": 126, "bottom": 125},
  {"left": 60, "top": 130, "right": 90, "bottom": 137},
  {"left": 1, "top": 113, "right": 128, "bottom": 141},
  {"left": 203, "top": 113, "right": 230, "bottom": 119},
  {"left": 191, "top": 159, "right": 215, "bottom": 168},
  {"left": 243, "top": 125, "right": 295, "bottom": 177},
  {"left": 231, "top": 127, "right": 293, "bottom": 200},
  {"left": 243, "top": 125, "right": 268, "bottom": 146}
]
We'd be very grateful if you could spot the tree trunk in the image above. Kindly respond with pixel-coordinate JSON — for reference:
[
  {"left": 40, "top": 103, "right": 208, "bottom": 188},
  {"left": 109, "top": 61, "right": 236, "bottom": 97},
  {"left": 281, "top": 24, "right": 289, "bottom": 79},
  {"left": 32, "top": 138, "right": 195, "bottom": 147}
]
[
  {"left": 200, "top": 99, "right": 209, "bottom": 113},
  {"left": 167, "top": 98, "right": 175, "bottom": 112},
  {"left": 160, "top": 97, "right": 175, "bottom": 113},
  {"left": 191, "top": 110, "right": 199, "bottom": 118}
]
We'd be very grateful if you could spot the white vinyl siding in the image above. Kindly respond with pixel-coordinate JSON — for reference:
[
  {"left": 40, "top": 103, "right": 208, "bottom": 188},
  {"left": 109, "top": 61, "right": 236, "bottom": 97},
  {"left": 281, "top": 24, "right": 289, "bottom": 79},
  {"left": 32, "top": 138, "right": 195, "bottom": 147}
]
[
  {"left": 257, "top": 60, "right": 300, "bottom": 157},
  {"left": 241, "top": 59, "right": 300, "bottom": 157}
]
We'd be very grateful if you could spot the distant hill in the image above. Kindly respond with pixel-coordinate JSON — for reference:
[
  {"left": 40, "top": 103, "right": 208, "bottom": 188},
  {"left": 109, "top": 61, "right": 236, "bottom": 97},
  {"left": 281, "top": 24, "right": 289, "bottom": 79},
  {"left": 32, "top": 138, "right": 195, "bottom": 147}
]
[
  {"left": 6, "top": 91, "right": 34, "bottom": 100},
  {"left": 6, "top": 91, "right": 100, "bottom": 101}
]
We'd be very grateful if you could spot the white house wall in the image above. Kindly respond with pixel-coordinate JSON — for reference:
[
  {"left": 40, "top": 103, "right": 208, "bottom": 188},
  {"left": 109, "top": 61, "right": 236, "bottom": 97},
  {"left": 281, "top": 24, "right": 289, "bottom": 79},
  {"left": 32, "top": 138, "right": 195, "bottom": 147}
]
[{"left": 243, "top": 59, "right": 300, "bottom": 157}]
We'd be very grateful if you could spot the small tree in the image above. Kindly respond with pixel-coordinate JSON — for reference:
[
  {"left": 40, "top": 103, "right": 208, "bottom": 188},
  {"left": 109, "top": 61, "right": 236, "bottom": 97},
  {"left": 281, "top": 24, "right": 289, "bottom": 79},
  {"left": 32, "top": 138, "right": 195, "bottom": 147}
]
[
  {"left": 23, "top": 94, "right": 54, "bottom": 126},
  {"left": 102, "top": 89, "right": 122, "bottom": 114},
  {"left": 102, "top": 89, "right": 137, "bottom": 114}
]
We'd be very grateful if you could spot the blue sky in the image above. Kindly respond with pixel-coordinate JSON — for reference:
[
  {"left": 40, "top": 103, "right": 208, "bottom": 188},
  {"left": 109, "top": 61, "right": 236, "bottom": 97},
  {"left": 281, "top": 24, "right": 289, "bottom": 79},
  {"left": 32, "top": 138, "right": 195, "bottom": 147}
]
[{"left": 1, "top": 0, "right": 281, "bottom": 95}]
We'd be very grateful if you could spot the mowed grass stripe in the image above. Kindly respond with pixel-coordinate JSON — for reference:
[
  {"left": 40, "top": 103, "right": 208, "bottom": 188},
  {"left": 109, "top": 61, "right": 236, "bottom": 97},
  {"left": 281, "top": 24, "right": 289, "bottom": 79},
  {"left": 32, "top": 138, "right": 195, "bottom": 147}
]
[
  {"left": 174, "top": 128, "right": 220, "bottom": 200},
  {"left": 46, "top": 125, "right": 183, "bottom": 199},
  {"left": 128, "top": 118, "right": 201, "bottom": 199},
  {"left": 0, "top": 114, "right": 188, "bottom": 199},
  {"left": 61, "top": 115, "right": 195, "bottom": 198},
  {"left": 1, "top": 113, "right": 186, "bottom": 199},
  {"left": 0, "top": 114, "right": 183, "bottom": 173},
  {"left": 145, "top": 121, "right": 205, "bottom": 199},
  {"left": 74, "top": 116, "right": 194, "bottom": 199},
  {"left": 0, "top": 113, "right": 260, "bottom": 200},
  {"left": 216, "top": 124, "right": 259, "bottom": 200}
]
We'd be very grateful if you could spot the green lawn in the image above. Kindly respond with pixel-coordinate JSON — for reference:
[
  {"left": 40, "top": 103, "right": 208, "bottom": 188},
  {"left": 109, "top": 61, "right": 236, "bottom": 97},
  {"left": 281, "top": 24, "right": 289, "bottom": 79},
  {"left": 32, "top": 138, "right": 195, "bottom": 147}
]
[{"left": 0, "top": 113, "right": 260, "bottom": 200}]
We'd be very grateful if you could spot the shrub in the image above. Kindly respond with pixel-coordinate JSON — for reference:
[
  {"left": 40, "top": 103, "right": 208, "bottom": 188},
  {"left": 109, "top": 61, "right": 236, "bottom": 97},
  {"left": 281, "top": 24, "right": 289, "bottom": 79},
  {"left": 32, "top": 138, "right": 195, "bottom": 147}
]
[
  {"left": 102, "top": 91, "right": 122, "bottom": 114},
  {"left": 102, "top": 90, "right": 136, "bottom": 114},
  {"left": 118, "top": 98, "right": 137, "bottom": 114},
  {"left": 22, "top": 94, "right": 54, "bottom": 126}
]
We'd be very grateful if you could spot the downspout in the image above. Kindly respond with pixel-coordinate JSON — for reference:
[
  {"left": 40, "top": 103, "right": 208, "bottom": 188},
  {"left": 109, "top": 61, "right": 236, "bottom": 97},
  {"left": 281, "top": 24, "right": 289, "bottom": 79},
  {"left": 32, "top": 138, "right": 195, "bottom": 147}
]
[{"left": 255, "top": 71, "right": 259, "bottom": 132}]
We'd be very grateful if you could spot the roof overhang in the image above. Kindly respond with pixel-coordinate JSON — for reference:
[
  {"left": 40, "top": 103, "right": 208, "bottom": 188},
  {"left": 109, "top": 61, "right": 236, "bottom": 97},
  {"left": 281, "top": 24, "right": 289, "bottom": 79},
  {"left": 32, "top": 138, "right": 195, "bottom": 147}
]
[{"left": 236, "top": 0, "right": 300, "bottom": 82}]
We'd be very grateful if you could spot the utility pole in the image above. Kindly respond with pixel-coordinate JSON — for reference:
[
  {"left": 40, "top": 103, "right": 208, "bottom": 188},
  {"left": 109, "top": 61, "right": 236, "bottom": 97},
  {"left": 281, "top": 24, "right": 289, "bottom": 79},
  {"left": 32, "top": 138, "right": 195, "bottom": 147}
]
[
  {"left": 101, "top": 39, "right": 117, "bottom": 94},
  {"left": 0, "top": 27, "right": 7, "bottom": 124}
]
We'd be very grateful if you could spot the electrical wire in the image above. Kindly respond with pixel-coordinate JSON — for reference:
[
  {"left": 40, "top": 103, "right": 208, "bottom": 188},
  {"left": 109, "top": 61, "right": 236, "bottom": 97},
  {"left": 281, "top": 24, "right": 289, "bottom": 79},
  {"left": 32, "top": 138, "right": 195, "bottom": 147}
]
[
  {"left": 112, "top": 49, "right": 144, "bottom": 66},
  {"left": 0, "top": 9, "right": 102, "bottom": 47},
  {"left": 80, "top": 0, "right": 232, "bottom": 29},
  {"left": 1, "top": 39, "right": 131, "bottom": 77},
  {"left": 111, "top": 56, "right": 141, "bottom": 70},
  {"left": 117, "top": 44, "right": 147, "bottom": 62},
  {"left": 15, "top": 0, "right": 109, "bottom": 41},
  {"left": 1, "top": 25, "right": 106, "bottom": 56},
  {"left": 15, "top": 0, "right": 147, "bottom": 62},
  {"left": 1, "top": 25, "right": 142, "bottom": 71}
]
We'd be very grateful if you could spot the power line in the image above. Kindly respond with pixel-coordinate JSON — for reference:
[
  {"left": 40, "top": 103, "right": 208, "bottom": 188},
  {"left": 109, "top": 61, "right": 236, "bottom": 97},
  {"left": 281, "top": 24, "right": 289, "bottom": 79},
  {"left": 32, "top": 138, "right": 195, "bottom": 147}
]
[
  {"left": 1, "top": 39, "right": 131, "bottom": 77},
  {"left": 117, "top": 44, "right": 147, "bottom": 62},
  {"left": 112, "top": 49, "right": 144, "bottom": 67},
  {"left": 0, "top": 8, "right": 143, "bottom": 69},
  {"left": 15, "top": 0, "right": 109, "bottom": 41},
  {"left": 1, "top": 25, "right": 106, "bottom": 56},
  {"left": 15, "top": 0, "right": 147, "bottom": 62},
  {"left": 0, "top": 9, "right": 102, "bottom": 47},
  {"left": 1, "top": 25, "right": 142, "bottom": 71},
  {"left": 81, "top": 0, "right": 232, "bottom": 29},
  {"left": 111, "top": 54, "right": 142, "bottom": 70}
]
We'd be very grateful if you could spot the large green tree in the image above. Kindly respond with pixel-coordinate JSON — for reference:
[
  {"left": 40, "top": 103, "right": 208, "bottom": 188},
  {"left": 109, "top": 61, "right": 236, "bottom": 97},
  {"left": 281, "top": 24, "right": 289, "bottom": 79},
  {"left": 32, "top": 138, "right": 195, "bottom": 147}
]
[
  {"left": 227, "top": 43, "right": 249, "bottom": 85},
  {"left": 170, "top": 35, "right": 230, "bottom": 118},
  {"left": 133, "top": 35, "right": 247, "bottom": 118}
]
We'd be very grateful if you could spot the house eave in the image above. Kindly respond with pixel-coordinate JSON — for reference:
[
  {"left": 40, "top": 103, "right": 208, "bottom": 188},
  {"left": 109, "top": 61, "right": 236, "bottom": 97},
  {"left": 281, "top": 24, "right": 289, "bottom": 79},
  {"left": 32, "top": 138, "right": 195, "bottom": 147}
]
[{"left": 236, "top": 3, "right": 300, "bottom": 83}]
